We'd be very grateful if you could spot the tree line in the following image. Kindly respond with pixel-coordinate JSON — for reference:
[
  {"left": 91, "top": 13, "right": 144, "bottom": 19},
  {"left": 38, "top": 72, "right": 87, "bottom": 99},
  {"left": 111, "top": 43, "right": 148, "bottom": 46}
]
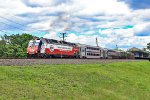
[
  {"left": 0, "top": 33, "right": 150, "bottom": 58},
  {"left": 0, "top": 34, "right": 36, "bottom": 58}
]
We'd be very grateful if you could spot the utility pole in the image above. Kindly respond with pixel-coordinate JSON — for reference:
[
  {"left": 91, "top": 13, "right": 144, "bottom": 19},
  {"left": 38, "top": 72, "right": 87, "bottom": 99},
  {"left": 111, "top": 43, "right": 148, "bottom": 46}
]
[
  {"left": 116, "top": 44, "right": 118, "bottom": 50},
  {"left": 60, "top": 32, "right": 67, "bottom": 41},
  {"left": 96, "top": 37, "right": 99, "bottom": 47}
]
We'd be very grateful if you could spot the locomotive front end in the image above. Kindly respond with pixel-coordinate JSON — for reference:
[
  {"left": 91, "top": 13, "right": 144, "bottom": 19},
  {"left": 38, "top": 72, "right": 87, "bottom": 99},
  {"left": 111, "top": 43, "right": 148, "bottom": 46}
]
[{"left": 27, "top": 39, "right": 41, "bottom": 58}]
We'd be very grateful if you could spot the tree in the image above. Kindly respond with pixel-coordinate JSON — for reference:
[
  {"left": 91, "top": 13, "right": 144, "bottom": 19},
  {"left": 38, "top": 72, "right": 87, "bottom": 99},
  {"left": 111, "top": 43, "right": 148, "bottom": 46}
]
[
  {"left": 143, "top": 48, "right": 147, "bottom": 51},
  {"left": 0, "top": 39, "right": 6, "bottom": 57},
  {"left": 147, "top": 43, "right": 150, "bottom": 50},
  {"left": 0, "top": 33, "right": 35, "bottom": 58}
]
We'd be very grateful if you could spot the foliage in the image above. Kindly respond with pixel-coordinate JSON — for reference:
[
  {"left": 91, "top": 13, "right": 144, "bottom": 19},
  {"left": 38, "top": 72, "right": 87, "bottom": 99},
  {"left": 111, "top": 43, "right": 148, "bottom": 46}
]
[
  {"left": 0, "top": 61, "right": 150, "bottom": 99},
  {"left": 147, "top": 43, "right": 150, "bottom": 50},
  {"left": 0, "top": 34, "right": 35, "bottom": 58}
]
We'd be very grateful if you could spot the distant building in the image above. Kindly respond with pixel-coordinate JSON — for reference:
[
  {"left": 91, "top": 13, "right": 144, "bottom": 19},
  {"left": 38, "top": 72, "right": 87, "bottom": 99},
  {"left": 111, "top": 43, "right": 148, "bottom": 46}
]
[{"left": 128, "top": 47, "right": 149, "bottom": 59}]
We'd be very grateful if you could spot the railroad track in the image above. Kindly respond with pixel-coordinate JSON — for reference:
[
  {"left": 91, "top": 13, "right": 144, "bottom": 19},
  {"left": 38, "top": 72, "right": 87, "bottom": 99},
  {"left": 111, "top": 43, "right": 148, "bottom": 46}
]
[{"left": 0, "top": 59, "right": 148, "bottom": 66}]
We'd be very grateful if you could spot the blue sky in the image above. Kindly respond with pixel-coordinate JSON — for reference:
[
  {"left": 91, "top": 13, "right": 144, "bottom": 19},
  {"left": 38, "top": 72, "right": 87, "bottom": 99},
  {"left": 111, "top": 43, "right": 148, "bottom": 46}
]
[
  {"left": 121, "top": 0, "right": 150, "bottom": 9},
  {"left": 0, "top": 0, "right": 150, "bottom": 50}
]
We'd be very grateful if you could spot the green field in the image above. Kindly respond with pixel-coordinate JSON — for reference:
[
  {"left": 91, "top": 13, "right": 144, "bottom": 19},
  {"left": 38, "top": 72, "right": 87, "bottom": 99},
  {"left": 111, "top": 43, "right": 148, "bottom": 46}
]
[{"left": 0, "top": 61, "right": 150, "bottom": 100}]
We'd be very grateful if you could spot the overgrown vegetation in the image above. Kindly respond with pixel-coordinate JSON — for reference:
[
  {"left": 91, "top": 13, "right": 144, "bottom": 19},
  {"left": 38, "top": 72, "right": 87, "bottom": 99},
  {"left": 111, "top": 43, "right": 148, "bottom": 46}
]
[
  {"left": 0, "top": 34, "right": 35, "bottom": 58},
  {"left": 0, "top": 61, "right": 150, "bottom": 99}
]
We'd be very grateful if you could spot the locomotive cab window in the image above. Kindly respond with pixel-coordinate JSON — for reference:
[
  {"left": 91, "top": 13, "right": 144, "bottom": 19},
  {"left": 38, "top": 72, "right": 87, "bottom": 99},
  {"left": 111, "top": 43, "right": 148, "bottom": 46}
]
[
  {"left": 28, "top": 41, "right": 33, "bottom": 47},
  {"left": 34, "top": 42, "right": 40, "bottom": 46},
  {"left": 28, "top": 40, "right": 41, "bottom": 47}
]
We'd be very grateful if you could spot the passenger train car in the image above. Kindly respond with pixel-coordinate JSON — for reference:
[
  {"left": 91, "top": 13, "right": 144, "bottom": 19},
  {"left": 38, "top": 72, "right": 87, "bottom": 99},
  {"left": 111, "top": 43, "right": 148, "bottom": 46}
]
[{"left": 77, "top": 44, "right": 108, "bottom": 59}]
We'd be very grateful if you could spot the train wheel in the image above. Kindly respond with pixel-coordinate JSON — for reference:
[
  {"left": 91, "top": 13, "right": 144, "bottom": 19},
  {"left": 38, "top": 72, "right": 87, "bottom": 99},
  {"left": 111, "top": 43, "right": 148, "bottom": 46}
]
[
  {"left": 47, "top": 55, "right": 52, "bottom": 59},
  {"left": 27, "top": 54, "right": 32, "bottom": 59},
  {"left": 27, "top": 55, "right": 31, "bottom": 59},
  {"left": 75, "top": 55, "right": 80, "bottom": 59}
]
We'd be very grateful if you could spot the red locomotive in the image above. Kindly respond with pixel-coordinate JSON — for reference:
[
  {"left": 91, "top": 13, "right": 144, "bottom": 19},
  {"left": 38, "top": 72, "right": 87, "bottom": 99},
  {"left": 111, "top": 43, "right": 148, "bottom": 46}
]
[{"left": 27, "top": 38, "right": 79, "bottom": 58}]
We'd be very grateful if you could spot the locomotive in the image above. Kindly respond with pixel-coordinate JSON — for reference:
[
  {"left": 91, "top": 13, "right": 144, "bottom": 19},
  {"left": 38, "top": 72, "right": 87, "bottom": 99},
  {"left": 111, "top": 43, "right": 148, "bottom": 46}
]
[{"left": 27, "top": 38, "right": 108, "bottom": 58}]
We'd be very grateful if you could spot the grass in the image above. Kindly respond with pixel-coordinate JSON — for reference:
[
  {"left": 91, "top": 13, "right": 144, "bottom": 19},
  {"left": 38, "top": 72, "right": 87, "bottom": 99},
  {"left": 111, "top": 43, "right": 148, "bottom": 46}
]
[{"left": 0, "top": 61, "right": 150, "bottom": 100}]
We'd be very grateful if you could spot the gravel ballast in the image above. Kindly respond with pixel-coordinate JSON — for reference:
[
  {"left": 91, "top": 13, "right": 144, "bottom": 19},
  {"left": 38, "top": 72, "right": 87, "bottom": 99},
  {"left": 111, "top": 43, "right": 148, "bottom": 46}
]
[{"left": 0, "top": 59, "right": 146, "bottom": 66}]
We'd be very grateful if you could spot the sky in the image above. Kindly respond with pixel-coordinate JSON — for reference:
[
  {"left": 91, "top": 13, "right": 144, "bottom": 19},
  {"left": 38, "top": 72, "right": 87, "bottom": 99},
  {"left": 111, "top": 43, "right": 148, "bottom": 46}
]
[{"left": 0, "top": 0, "right": 150, "bottom": 50}]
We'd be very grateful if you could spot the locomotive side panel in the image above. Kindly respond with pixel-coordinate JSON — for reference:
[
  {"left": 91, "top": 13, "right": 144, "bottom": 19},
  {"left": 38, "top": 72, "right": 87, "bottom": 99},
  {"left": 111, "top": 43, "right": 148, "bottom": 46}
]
[{"left": 44, "top": 44, "right": 79, "bottom": 57}]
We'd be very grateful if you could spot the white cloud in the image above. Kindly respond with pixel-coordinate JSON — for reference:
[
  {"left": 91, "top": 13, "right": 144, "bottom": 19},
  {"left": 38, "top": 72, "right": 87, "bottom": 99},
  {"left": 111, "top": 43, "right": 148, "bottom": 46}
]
[
  {"left": 66, "top": 33, "right": 101, "bottom": 46},
  {"left": 118, "top": 36, "right": 150, "bottom": 47},
  {"left": 43, "top": 31, "right": 59, "bottom": 40},
  {"left": 100, "top": 28, "right": 134, "bottom": 38},
  {"left": 73, "top": 0, "right": 130, "bottom": 16},
  {"left": 25, "top": 0, "right": 54, "bottom": 7},
  {"left": 133, "top": 22, "right": 150, "bottom": 35}
]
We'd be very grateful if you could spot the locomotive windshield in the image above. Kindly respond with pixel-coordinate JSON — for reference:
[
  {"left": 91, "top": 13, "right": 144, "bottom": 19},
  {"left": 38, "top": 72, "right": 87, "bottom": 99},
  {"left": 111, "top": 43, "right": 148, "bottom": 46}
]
[{"left": 28, "top": 40, "right": 40, "bottom": 47}]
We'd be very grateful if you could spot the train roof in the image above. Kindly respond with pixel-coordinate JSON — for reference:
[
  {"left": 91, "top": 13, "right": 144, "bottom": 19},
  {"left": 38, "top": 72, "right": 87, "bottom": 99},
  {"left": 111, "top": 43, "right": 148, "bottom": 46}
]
[
  {"left": 39, "top": 38, "right": 106, "bottom": 49},
  {"left": 76, "top": 43, "right": 103, "bottom": 48},
  {"left": 41, "top": 38, "right": 77, "bottom": 46}
]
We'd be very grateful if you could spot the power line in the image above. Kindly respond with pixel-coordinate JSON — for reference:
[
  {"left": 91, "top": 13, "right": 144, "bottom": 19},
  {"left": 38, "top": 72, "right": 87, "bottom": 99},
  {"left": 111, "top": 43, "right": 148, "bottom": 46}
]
[
  {"left": 0, "top": 30, "right": 12, "bottom": 35},
  {"left": 0, "top": 21, "right": 47, "bottom": 35},
  {"left": 0, "top": 13, "right": 26, "bottom": 22},
  {"left": 0, "top": 15, "right": 48, "bottom": 32},
  {"left": 0, "top": 15, "right": 26, "bottom": 28},
  {"left": 0, "top": 21, "right": 26, "bottom": 32},
  {"left": 0, "top": 30, "right": 37, "bottom": 37}
]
